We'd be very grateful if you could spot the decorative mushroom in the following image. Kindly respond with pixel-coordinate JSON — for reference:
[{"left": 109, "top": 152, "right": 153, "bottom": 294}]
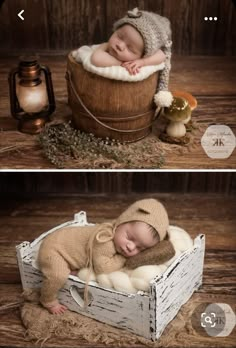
[
  {"left": 163, "top": 96, "right": 191, "bottom": 138},
  {"left": 172, "top": 91, "right": 197, "bottom": 125},
  {"left": 172, "top": 90, "right": 198, "bottom": 111}
]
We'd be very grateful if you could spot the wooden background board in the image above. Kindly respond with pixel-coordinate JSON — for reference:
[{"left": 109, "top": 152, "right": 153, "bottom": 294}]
[
  {"left": 0, "top": 172, "right": 235, "bottom": 195},
  {"left": 0, "top": 55, "right": 236, "bottom": 169},
  {"left": 0, "top": 0, "right": 235, "bottom": 55},
  {"left": 0, "top": 191, "right": 235, "bottom": 347}
]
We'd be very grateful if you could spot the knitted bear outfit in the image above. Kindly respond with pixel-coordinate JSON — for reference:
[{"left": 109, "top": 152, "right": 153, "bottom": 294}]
[
  {"left": 113, "top": 8, "right": 173, "bottom": 107},
  {"left": 38, "top": 198, "right": 171, "bottom": 306}
]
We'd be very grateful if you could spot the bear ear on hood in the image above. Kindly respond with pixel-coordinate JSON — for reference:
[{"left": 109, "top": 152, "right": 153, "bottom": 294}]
[
  {"left": 138, "top": 207, "right": 151, "bottom": 214},
  {"left": 137, "top": 199, "right": 157, "bottom": 214}
]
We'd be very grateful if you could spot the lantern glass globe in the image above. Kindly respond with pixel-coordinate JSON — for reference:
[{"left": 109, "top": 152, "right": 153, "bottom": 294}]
[{"left": 16, "top": 81, "right": 48, "bottom": 113}]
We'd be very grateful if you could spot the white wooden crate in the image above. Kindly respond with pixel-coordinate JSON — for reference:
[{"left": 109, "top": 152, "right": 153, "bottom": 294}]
[{"left": 16, "top": 211, "right": 205, "bottom": 340}]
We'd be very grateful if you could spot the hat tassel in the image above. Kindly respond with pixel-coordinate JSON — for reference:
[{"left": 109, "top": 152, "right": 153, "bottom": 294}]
[{"left": 154, "top": 90, "right": 173, "bottom": 108}]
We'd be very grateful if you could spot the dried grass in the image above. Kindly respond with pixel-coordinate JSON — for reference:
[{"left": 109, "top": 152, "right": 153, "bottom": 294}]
[{"left": 38, "top": 121, "right": 200, "bottom": 169}]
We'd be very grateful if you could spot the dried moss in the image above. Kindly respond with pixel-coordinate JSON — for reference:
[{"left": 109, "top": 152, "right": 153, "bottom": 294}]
[{"left": 38, "top": 122, "right": 165, "bottom": 169}]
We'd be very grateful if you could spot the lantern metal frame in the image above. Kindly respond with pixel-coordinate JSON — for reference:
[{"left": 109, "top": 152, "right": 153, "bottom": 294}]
[{"left": 8, "top": 56, "right": 56, "bottom": 134}]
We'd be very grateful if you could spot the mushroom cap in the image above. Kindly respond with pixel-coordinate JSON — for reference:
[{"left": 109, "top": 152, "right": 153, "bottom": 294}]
[
  {"left": 172, "top": 90, "right": 197, "bottom": 110},
  {"left": 163, "top": 97, "right": 191, "bottom": 122}
]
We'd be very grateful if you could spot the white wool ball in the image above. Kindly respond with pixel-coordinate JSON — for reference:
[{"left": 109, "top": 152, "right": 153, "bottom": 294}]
[
  {"left": 77, "top": 268, "right": 96, "bottom": 282},
  {"left": 97, "top": 274, "right": 113, "bottom": 289},
  {"left": 123, "top": 268, "right": 132, "bottom": 277},
  {"left": 154, "top": 91, "right": 173, "bottom": 107},
  {"left": 168, "top": 226, "right": 193, "bottom": 252},
  {"left": 131, "top": 265, "right": 164, "bottom": 282},
  {"left": 158, "top": 264, "right": 168, "bottom": 272},
  {"left": 131, "top": 277, "right": 149, "bottom": 292},
  {"left": 171, "top": 238, "right": 193, "bottom": 252},
  {"left": 108, "top": 272, "right": 137, "bottom": 294}
]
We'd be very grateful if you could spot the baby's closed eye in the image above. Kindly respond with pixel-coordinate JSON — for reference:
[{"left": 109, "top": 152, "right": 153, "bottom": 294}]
[
  {"left": 136, "top": 244, "right": 146, "bottom": 252},
  {"left": 127, "top": 44, "right": 133, "bottom": 51},
  {"left": 117, "top": 32, "right": 123, "bottom": 40}
]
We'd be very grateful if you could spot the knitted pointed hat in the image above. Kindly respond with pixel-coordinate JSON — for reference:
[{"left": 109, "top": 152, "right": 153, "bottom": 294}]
[
  {"left": 113, "top": 8, "right": 173, "bottom": 107},
  {"left": 114, "top": 198, "right": 169, "bottom": 241}
]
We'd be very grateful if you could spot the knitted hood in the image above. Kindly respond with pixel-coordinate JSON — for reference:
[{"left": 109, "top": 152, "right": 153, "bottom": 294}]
[
  {"left": 84, "top": 199, "right": 169, "bottom": 305},
  {"left": 113, "top": 8, "right": 173, "bottom": 108},
  {"left": 87, "top": 199, "right": 169, "bottom": 249},
  {"left": 114, "top": 198, "right": 169, "bottom": 241}
]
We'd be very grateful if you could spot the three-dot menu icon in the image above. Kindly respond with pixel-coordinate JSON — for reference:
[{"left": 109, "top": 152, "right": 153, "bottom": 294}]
[{"left": 204, "top": 17, "right": 218, "bottom": 21}]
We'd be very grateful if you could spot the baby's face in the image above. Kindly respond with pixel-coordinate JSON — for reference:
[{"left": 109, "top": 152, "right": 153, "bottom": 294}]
[
  {"left": 113, "top": 221, "right": 158, "bottom": 257},
  {"left": 108, "top": 24, "right": 144, "bottom": 62}
]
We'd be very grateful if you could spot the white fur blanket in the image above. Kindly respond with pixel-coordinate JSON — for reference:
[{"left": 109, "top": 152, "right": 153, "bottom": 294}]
[
  {"left": 78, "top": 225, "right": 193, "bottom": 294},
  {"left": 71, "top": 44, "right": 165, "bottom": 82}
]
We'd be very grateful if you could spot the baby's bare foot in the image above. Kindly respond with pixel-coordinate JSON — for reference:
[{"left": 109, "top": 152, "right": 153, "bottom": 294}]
[
  {"left": 48, "top": 303, "right": 67, "bottom": 315},
  {"left": 70, "top": 270, "right": 78, "bottom": 276}
]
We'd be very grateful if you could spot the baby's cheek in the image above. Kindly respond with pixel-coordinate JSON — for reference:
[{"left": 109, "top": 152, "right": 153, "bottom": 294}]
[{"left": 132, "top": 249, "right": 140, "bottom": 256}]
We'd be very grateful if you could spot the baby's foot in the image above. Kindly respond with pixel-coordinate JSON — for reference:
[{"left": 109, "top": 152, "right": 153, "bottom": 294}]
[
  {"left": 70, "top": 270, "right": 78, "bottom": 276},
  {"left": 44, "top": 300, "right": 68, "bottom": 314},
  {"left": 48, "top": 302, "right": 67, "bottom": 314}
]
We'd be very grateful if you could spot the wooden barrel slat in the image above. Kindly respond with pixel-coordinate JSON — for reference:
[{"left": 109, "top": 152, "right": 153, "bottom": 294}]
[{"left": 66, "top": 53, "right": 159, "bottom": 142}]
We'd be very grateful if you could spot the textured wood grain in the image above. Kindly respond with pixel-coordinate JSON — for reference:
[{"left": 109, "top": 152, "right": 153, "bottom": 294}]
[
  {"left": 0, "top": 173, "right": 235, "bottom": 195},
  {"left": 0, "top": 281, "right": 235, "bottom": 347},
  {"left": 15, "top": 229, "right": 204, "bottom": 339},
  {"left": 0, "top": 0, "right": 235, "bottom": 55},
  {"left": 0, "top": 194, "right": 235, "bottom": 284},
  {"left": 0, "top": 56, "right": 236, "bottom": 169},
  {"left": 67, "top": 55, "right": 159, "bottom": 142},
  {"left": 1, "top": 193, "right": 236, "bottom": 219},
  {"left": 0, "top": 194, "right": 235, "bottom": 347}
]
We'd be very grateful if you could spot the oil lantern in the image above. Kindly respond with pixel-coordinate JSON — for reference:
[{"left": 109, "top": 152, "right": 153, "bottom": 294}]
[{"left": 8, "top": 55, "right": 55, "bottom": 134}]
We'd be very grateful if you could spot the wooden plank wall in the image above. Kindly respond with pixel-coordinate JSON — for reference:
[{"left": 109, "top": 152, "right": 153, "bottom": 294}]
[
  {"left": 0, "top": 172, "right": 235, "bottom": 196},
  {"left": 0, "top": 0, "right": 235, "bottom": 55}
]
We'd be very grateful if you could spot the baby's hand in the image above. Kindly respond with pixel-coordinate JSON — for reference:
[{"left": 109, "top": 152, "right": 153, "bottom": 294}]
[{"left": 121, "top": 59, "right": 145, "bottom": 75}]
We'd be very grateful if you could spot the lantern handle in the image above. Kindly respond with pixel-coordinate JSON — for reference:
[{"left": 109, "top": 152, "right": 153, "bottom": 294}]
[
  {"left": 40, "top": 65, "right": 56, "bottom": 115},
  {"left": 8, "top": 68, "right": 23, "bottom": 120}
]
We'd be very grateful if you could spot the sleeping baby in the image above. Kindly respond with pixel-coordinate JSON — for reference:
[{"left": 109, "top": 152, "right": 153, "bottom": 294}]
[
  {"left": 90, "top": 7, "right": 173, "bottom": 107},
  {"left": 38, "top": 198, "right": 174, "bottom": 314}
]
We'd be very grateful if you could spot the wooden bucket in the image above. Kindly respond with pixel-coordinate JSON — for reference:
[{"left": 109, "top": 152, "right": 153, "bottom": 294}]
[{"left": 66, "top": 53, "right": 159, "bottom": 142}]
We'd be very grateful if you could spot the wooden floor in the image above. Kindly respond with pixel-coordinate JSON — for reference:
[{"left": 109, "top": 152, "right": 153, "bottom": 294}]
[
  {"left": 0, "top": 55, "right": 235, "bottom": 169},
  {"left": 0, "top": 193, "right": 235, "bottom": 347}
]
